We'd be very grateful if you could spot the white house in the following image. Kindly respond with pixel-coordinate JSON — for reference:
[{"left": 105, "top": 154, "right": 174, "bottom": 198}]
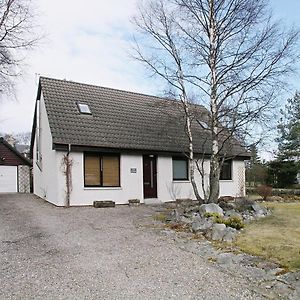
[{"left": 30, "top": 77, "right": 249, "bottom": 206}]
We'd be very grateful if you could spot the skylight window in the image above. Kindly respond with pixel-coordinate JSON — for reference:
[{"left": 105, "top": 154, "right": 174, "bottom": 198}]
[
  {"left": 199, "top": 121, "right": 209, "bottom": 129},
  {"left": 77, "top": 103, "right": 92, "bottom": 114}
]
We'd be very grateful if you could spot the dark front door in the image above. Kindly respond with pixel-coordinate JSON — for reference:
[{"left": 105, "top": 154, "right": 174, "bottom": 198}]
[{"left": 143, "top": 155, "right": 157, "bottom": 198}]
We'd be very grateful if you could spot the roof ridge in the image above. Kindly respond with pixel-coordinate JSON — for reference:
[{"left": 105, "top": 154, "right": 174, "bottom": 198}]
[
  {"left": 39, "top": 76, "right": 206, "bottom": 109},
  {"left": 40, "top": 76, "right": 174, "bottom": 103}
]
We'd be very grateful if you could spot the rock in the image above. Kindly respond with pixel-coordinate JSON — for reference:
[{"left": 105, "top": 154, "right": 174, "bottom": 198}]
[
  {"left": 218, "top": 196, "right": 234, "bottom": 202},
  {"left": 225, "top": 210, "right": 242, "bottom": 218},
  {"left": 218, "top": 201, "right": 236, "bottom": 211},
  {"left": 235, "top": 198, "right": 255, "bottom": 212},
  {"left": 171, "top": 209, "right": 181, "bottom": 222},
  {"left": 93, "top": 201, "right": 115, "bottom": 208},
  {"left": 252, "top": 203, "right": 268, "bottom": 217},
  {"left": 242, "top": 214, "right": 255, "bottom": 222},
  {"left": 128, "top": 199, "right": 140, "bottom": 206},
  {"left": 191, "top": 213, "right": 202, "bottom": 222},
  {"left": 199, "top": 203, "right": 224, "bottom": 217},
  {"left": 191, "top": 218, "right": 213, "bottom": 233},
  {"left": 268, "top": 195, "right": 284, "bottom": 202},
  {"left": 180, "top": 216, "right": 193, "bottom": 224},
  {"left": 217, "top": 252, "right": 236, "bottom": 264},
  {"left": 176, "top": 198, "right": 194, "bottom": 207},
  {"left": 184, "top": 205, "right": 199, "bottom": 213},
  {"left": 222, "top": 227, "right": 237, "bottom": 242},
  {"left": 208, "top": 223, "right": 227, "bottom": 241}
]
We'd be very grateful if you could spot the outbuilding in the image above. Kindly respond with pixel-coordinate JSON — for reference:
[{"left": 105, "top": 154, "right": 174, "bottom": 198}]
[{"left": 0, "top": 137, "right": 32, "bottom": 193}]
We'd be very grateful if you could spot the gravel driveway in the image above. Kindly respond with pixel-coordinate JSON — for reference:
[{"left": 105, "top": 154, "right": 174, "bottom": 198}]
[{"left": 0, "top": 194, "right": 263, "bottom": 300}]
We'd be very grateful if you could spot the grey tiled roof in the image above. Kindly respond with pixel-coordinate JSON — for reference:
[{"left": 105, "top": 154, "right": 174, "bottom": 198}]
[{"left": 39, "top": 77, "right": 248, "bottom": 157}]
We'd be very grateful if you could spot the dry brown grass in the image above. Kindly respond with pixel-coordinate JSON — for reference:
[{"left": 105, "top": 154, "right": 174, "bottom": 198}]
[{"left": 235, "top": 202, "right": 300, "bottom": 271}]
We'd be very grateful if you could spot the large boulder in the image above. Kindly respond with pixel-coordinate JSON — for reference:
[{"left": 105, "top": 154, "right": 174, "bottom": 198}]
[
  {"left": 252, "top": 203, "right": 268, "bottom": 217},
  {"left": 199, "top": 203, "right": 224, "bottom": 217},
  {"left": 225, "top": 210, "right": 242, "bottom": 219},
  {"left": 208, "top": 223, "right": 227, "bottom": 240},
  {"left": 235, "top": 198, "right": 255, "bottom": 212},
  {"left": 218, "top": 201, "right": 236, "bottom": 211},
  {"left": 222, "top": 227, "right": 238, "bottom": 242},
  {"left": 191, "top": 218, "right": 214, "bottom": 233}
]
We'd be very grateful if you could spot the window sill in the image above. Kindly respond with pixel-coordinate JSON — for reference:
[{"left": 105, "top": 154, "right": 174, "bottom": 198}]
[
  {"left": 84, "top": 187, "right": 122, "bottom": 190},
  {"left": 219, "top": 179, "right": 233, "bottom": 182},
  {"left": 172, "top": 180, "right": 190, "bottom": 183}
]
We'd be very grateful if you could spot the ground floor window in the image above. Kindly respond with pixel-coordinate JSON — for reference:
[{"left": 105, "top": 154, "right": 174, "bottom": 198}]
[
  {"left": 84, "top": 153, "right": 120, "bottom": 187},
  {"left": 172, "top": 157, "right": 189, "bottom": 181},
  {"left": 220, "top": 160, "right": 232, "bottom": 180}
]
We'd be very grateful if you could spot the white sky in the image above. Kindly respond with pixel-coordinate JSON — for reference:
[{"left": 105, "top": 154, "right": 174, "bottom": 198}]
[
  {"left": 0, "top": 0, "right": 155, "bottom": 134},
  {"left": 0, "top": 0, "right": 299, "bottom": 137}
]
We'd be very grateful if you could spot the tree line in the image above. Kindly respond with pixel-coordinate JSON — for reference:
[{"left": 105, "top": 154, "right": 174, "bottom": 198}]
[{"left": 246, "top": 92, "right": 300, "bottom": 188}]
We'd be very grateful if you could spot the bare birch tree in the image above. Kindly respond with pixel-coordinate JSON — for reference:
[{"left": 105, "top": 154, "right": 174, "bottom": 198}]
[
  {"left": 133, "top": 0, "right": 299, "bottom": 203},
  {"left": 0, "top": 0, "right": 40, "bottom": 96}
]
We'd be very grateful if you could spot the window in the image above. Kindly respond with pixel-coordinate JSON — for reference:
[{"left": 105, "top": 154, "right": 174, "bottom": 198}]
[
  {"left": 220, "top": 160, "right": 232, "bottom": 180},
  {"left": 77, "top": 103, "right": 92, "bottom": 114},
  {"left": 84, "top": 153, "right": 120, "bottom": 187},
  {"left": 172, "top": 158, "right": 189, "bottom": 181},
  {"left": 199, "top": 120, "right": 209, "bottom": 129}
]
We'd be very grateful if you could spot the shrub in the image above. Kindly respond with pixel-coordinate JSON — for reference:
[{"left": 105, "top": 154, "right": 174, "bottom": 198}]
[
  {"left": 204, "top": 212, "right": 225, "bottom": 224},
  {"left": 204, "top": 212, "right": 221, "bottom": 218},
  {"left": 153, "top": 213, "right": 167, "bottom": 222},
  {"left": 204, "top": 212, "right": 245, "bottom": 230},
  {"left": 257, "top": 185, "right": 273, "bottom": 200},
  {"left": 224, "top": 216, "right": 245, "bottom": 230}
]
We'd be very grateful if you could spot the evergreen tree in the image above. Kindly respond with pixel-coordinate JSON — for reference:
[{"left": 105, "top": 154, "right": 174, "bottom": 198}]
[
  {"left": 277, "top": 92, "right": 300, "bottom": 162},
  {"left": 245, "top": 145, "right": 267, "bottom": 186}
]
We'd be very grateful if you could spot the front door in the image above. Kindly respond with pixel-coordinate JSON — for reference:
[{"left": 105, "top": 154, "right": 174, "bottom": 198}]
[{"left": 143, "top": 155, "right": 157, "bottom": 198}]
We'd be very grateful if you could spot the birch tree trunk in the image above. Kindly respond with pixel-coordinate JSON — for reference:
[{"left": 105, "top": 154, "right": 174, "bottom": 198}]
[
  {"left": 208, "top": 0, "right": 220, "bottom": 203},
  {"left": 177, "top": 68, "right": 203, "bottom": 203}
]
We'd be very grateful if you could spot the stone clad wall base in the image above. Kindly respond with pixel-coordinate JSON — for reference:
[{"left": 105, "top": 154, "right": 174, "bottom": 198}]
[{"left": 18, "top": 165, "right": 31, "bottom": 193}]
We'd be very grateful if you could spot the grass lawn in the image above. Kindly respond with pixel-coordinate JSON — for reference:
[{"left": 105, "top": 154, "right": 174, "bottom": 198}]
[{"left": 235, "top": 202, "right": 300, "bottom": 271}]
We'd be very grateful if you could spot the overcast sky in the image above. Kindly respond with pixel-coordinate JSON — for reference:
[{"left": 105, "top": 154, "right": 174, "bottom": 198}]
[{"left": 0, "top": 0, "right": 300, "bottom": 135}]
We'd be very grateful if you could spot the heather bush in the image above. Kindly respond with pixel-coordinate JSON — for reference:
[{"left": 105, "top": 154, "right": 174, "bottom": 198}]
[{"left": 257, "top": 185, "right": 273, "bottom": 200}]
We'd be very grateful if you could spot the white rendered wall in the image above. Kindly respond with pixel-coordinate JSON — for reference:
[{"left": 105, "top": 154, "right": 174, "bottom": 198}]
[
  {"left": 55, "top": 153, "right": 246, "bottom": 206},
  {"left": 157, "top": 157, "right": 245, "bottom": 202},
  {"left": 56, "top": 152, "right": 144, "bottom": 206},
  {"left": 33, "top": 93, "right": 59, "bottom": 205}
]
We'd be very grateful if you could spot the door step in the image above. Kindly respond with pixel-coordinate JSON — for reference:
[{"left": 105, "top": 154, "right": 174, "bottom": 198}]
[
  {"left": 144, "top": 198, "right": 161, "bottom": 205},
  {"left": 93, "top": 201, "right": 115, "bottom": 208}
]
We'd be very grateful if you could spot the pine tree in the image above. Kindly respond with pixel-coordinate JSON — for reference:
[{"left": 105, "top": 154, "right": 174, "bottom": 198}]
[
  {"left": 277, "top": 92, "right": 300, "bottom": 162},
  {"left": 245, "top": 145, "right": 267, "bottom": 186}
]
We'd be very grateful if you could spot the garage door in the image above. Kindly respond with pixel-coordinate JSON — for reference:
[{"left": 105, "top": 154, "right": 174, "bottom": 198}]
[{"left": 0, "top": 166, "right": 17, "bottom": 192}]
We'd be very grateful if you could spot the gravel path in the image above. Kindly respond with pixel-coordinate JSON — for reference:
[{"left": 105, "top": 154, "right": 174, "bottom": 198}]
[{"left": 0, "top": 194, "right": 264, "bottom": 300}]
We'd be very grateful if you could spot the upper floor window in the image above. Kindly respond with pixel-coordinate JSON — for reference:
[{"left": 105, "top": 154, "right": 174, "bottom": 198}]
[{"left": 77, "top": 103, "right": 92, "bottom": 115}]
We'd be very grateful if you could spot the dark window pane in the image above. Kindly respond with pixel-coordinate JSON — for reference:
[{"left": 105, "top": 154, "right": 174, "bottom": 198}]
[
  {"left": 173, "top": 158, "right": 188, "bottom": 180},
  {"left": 220, "top": 160, "right": 232, "bottom": 180}
]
